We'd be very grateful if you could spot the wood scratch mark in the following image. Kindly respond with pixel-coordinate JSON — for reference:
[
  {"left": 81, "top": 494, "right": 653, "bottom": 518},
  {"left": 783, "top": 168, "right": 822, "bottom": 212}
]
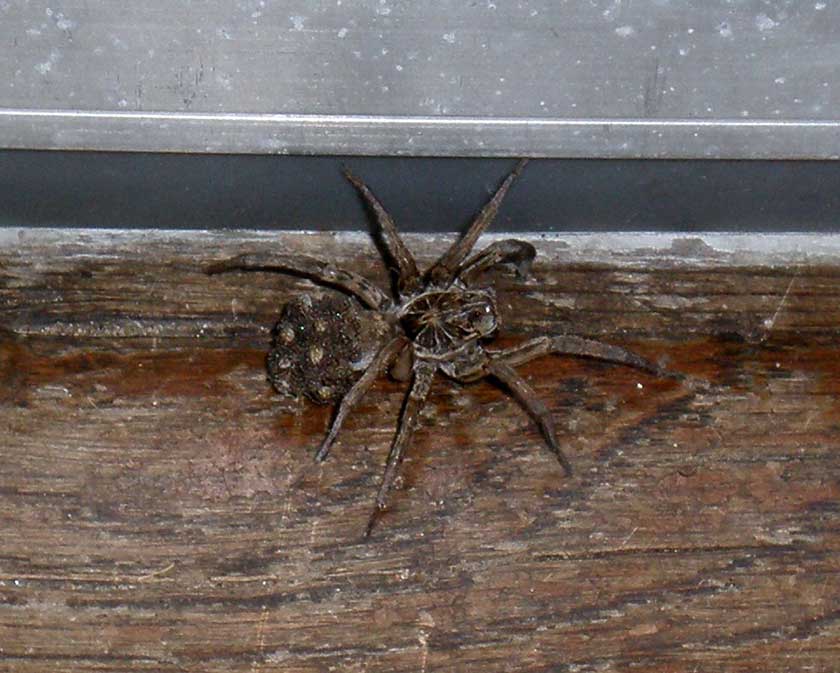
[
  {"left": 762, "top": 272, "right": 798, "bottom": 339},
  {"left": 620, "top": 526, "right": 639, "bottom": 548},
  {"left": 308, "top": 466, "right": 323, "bottom": 543},
  {"left": 309, "top": 519, "right": 318, "bottom": 546},
  {"left": 418, "top": 630, "right": 429, "bottom": 673},
  {"left": 417, "top": 611, "right": 435, "bottom": 673},
  {"left": 209, "top": 573, "right": 278, "bottom": 584},
  {"left": 137, "top": 562, "right": 176, "bottom": 582},
  {"left": 0, "top": 567, "right": 176, "bottom": 584},
  {"left": 281, "top": 492, "right": 292, "bottom": 522},
  {"left": 250, "top": 606, "right": 269, "bottom": 673}
]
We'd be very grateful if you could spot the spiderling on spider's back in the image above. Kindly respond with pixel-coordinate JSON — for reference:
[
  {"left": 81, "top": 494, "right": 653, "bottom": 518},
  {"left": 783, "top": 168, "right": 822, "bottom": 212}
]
[{"left": 206, "top": 160, "right": 676, "bottom": 537}]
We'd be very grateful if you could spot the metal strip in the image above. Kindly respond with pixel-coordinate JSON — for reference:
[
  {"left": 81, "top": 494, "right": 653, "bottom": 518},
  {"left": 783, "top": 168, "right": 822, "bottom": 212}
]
[{"left": 2, "top": 109, "right": 839, "bottom": 159}]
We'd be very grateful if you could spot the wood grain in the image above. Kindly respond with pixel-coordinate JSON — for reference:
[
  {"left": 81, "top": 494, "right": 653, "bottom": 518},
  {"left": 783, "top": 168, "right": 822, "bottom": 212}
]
[{"left": 1, "top": 231, "right": 839, "bottom": 672}]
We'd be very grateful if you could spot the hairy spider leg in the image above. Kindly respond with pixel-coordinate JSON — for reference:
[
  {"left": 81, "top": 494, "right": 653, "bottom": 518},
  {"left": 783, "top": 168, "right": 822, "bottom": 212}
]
[
  {"left": 343, "top": 168, "right": 421, "bottom": 296},
  {"left": 493, "top": 335, "right": 666, "bottom": 377},
  {"left": 487, "top": 359, "right": 574, "bottom": 477},
  {"left": 427, "top": 158, "right": 529, "bottom": 286},
  {"left": 314, "top": 335, "right": 409, "bottom": 462},
  {"left": 205, "top": 252, "right": 390, "bottom": 310},
  {"left": 456, "top": 238, "right": 536, "bottom": 284},
  {"left": 365, "top": 359, "right": 436, "bottom": 538}
]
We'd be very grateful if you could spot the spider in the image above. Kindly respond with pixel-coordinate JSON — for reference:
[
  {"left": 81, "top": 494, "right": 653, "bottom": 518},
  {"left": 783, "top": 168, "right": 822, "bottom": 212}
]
[{"left": 207, "top": 160, "right": 670, "bottom": 536}]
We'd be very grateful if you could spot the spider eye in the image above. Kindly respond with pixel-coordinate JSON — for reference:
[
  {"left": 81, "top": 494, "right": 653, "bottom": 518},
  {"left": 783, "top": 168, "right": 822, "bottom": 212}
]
[{"left": 471, "top": 306, "right": 496, "bottom": 336}]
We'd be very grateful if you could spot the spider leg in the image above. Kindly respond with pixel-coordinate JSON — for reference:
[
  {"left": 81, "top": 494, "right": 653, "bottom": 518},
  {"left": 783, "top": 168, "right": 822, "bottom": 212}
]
[
  {"left": 343, "top": 168, "right": 421, "bottom": 295},
  {"left": 427, "top": 159, "right": 528, "bottom": 286},
  {"left": 315, "top": 336, "right": 409, "bottom": 462},
  {"left": 456, "top": 238, "right": 536, "bottom": 284},
  {"left": 487, "top": 359, "right": 573, "bottom": 477},
  {"left": 389, "top": 344, "right": 413, "bottom": 382},
  {"left": 492, "top": 335, "right": 666, "bottom": 377},
  {"left": 205, "top": 253, "right": 390, "bottom": 310},
  {"left": 365, "top": 358, "right": 436, "bottom": 538}
]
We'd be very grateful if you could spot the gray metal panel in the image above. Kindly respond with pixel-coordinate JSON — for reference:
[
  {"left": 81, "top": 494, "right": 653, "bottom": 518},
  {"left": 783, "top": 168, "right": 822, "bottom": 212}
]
[{"left": 1, "top": 1, "right": 840, "bottom": 157}]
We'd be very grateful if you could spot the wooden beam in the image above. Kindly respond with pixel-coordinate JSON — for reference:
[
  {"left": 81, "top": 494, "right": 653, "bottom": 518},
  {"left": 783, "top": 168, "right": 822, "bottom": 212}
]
[{"left": 1, "top": 231, "right": 838, "bottom": 672}]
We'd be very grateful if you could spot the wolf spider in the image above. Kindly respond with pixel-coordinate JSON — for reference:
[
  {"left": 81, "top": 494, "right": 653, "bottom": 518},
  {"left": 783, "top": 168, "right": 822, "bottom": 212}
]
[{"left": 207, "top": 160, "right": 669, "bottom": 536}]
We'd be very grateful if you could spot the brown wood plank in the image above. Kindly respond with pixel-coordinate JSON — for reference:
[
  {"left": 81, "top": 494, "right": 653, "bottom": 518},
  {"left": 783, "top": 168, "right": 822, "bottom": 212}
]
[{"left": 1, "top": 231, "right": 839, "bottom": 673}]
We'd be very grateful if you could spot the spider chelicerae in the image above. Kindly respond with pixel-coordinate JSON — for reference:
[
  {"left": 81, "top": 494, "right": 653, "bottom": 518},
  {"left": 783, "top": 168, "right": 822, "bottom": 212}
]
[{"left": 208, "top": 160, "right": 670, "bottom": 536}]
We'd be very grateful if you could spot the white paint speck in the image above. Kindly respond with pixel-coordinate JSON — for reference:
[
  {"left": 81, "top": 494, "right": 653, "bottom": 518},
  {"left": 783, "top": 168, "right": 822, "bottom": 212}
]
[
  {"left": 55, "top": 16, "right": 75, "bottom": 32},
  {"left": 755, "top": 13, "right": 778, "bottom": 32},
  {"left": 774, "top": 77, "right": 786, "bottom": 84},
  {"left": 442, "top": 32, "right": 455, "bottom": 44},
  {"left": 34, "top": 49, "right": 60, "bottom": 74},
  {"left": 816, "top": 2, "right": 826, "bottom": 9},
  {"left": 290, "top": 15, "right": 305, "bottom": 31},
  {"left": 717, "top": 22, "right": 733, "bottom": 38},
  {"left": 337, "top": 27, "right": 348, "bottom": 38},
  {"left": 615, "top": 25, "right": 635, "bottom": 38},
  {"left": 44, "top": 8, "right": 76, "bottom": 34},
  {"left": 395, "top": 64, "right": 403, "bottom": 71}
]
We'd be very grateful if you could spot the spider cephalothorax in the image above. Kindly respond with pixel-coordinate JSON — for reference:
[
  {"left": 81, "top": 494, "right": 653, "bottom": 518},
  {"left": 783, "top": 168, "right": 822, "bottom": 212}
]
[
  {"left": 401, "top": 286, "right": 498, "bottom": 360},
  {"left": 207, "top": 160, "right": 670, "bottom": 536}
]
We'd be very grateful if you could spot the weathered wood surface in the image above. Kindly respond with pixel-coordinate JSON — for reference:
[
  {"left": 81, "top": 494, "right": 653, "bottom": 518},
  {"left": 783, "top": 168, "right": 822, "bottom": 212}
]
[{"left": 1, "top": 230, "right": 839, "bottom": 672}]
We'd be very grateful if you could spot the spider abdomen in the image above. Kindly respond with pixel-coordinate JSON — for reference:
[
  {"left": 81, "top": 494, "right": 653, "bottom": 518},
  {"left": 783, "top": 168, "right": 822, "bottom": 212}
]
[
  {"left": 399, "top": 287, "right": 498, "bottom": 354},
  {"left": 267, "top": 294, "right": 391, "bottom": 403}
]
